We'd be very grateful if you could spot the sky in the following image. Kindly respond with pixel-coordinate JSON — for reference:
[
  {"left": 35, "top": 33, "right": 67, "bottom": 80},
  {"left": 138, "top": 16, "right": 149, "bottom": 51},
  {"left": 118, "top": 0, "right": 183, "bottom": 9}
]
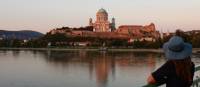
[{"left": 0, "top": 0, "right": 200, "bottom": 33}]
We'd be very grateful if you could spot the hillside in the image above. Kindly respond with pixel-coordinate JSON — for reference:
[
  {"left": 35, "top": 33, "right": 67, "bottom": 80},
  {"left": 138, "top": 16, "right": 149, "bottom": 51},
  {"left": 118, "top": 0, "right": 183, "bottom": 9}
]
[{"left": 0, "top": 30, "right": 44, "bottom": 40}]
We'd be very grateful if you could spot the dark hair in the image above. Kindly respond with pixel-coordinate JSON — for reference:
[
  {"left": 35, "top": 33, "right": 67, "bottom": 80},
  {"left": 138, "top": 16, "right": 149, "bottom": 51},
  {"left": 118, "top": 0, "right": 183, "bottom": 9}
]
[{"left": 172, "top": 57, "right": 193, "bottom": 84}]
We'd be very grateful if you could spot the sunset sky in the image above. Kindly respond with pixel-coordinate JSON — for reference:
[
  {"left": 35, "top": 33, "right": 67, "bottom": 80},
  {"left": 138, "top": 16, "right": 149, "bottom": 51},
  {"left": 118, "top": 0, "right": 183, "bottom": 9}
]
[{"left": 0, "top": 0, "right": 199, "bottom": 33}]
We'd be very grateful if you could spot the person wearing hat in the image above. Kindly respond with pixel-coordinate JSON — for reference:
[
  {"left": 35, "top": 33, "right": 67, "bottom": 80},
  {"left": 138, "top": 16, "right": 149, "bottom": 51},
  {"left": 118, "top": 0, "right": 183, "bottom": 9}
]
[{"left": 147, "top": 36, "right": 195, "bottom": 87}]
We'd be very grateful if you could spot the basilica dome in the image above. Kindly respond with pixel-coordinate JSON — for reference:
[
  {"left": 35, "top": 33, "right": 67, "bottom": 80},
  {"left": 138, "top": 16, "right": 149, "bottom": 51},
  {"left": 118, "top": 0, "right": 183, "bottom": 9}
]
[{"left": 97, "top": 8, "right": 108, "bottom": 15}]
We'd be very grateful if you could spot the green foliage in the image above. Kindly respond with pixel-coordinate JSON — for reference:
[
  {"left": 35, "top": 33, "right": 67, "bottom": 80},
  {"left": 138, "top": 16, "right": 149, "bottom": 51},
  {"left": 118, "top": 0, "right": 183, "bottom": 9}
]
[
  {"left": 191, "top": 33, "right": 200, "bottom": 48},
  {"left": 1, "top": 28, "right": 200, "bottom": 49},
  {"left": 0, "top": 39, "right": 23, "bottom": 47},
  {"left": 0, "top": 40, "right": 8, "bottom": 47}
]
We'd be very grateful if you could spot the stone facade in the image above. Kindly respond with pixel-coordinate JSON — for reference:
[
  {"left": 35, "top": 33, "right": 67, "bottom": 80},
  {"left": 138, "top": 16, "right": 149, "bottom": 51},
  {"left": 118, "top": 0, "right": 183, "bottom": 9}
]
[
  {"left": 49, "top": 8, "right": 160, "bottom": 41},
  {"left": 115, "top": 23, "right": 160, "bottom": 39},
  {"left": 89, "top": 8, "right": 116, "bottom": 32}
]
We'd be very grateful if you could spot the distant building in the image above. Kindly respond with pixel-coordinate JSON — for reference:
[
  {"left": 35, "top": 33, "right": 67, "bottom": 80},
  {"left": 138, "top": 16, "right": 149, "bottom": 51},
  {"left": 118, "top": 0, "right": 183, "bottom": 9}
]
[
  {"left": 48, "top": 8, "right": 160, "bottom": 42},
  {"left": 140, "top": 37, "right": 156, "bottom": 42},
  {"left": 161, "top": 30, "right": 200, "bottom": 38},
  {"left": 74, "top": 42, "right": 89, "bottom": 46},
  {"left": 115, "top": 23, "right": 160, "bottom": 40},
  {"left": 89, "top": 8, "right": 116, "bottom": 32},
  {"left": 50, "top": 29, "right": 68, "bottom": 35},
  {"left": 184, "top": 30, "right": 200, "bottom": 35}
]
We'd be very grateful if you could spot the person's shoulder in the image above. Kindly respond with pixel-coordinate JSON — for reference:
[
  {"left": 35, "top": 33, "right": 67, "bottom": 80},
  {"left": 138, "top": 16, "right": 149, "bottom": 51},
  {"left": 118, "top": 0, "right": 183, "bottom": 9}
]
[
  {"left": 163, "top": 60, "right": 175, "bottom": 69},
  {"left": 165, "top": 60, "right": 174, "bottom": 66}
]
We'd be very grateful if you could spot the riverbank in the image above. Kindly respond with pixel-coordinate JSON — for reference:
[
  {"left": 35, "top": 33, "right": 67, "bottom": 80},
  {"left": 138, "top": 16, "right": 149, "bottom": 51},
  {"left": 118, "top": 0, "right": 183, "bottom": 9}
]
[{"left": 0, "top": 47, "right": 200, "bottom": 54}]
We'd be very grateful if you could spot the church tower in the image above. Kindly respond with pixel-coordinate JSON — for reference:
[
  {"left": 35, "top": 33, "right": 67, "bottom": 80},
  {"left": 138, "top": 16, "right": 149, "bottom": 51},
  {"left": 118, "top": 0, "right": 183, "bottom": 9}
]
[
  {"left": 89, "top": 18, "right": 93, "bottom": 26},
  {"left": 111, "top": 18, "right": 116, "bottom": 31}
]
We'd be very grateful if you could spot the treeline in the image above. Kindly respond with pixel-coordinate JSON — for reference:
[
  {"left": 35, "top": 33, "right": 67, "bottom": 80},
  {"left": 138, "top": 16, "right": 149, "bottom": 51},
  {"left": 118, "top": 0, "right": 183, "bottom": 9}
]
[
  {"left": 0, "top": 33, "right": 162, "bottom": 48},
  {"left": 0, "top": 39, "right": 24, "bottom": 47},
  {"left": 167, "top": 30, "right": 200, "bottom": 48},
  {"left": 32, "top": 34, "right": 129, "bottom": 48},
  {"left": 0, "top": 29, "right": 200, "bottom": 48},
  {"left": 47, "top": 26, "right": 93, "bottom": 33}
]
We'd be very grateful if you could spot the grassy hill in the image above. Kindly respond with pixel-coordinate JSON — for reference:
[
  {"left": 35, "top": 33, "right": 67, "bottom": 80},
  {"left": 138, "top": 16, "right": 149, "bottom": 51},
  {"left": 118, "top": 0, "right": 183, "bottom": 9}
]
[{"left": 0, "top": 30, "right": 44, "bottom": 40}]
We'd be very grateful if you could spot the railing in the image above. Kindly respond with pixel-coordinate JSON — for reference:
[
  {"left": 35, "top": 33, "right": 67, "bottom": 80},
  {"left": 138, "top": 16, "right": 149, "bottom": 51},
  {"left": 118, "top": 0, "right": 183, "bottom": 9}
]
[{"left": 143, "top": 65, "right": 200, "bottom": 87}]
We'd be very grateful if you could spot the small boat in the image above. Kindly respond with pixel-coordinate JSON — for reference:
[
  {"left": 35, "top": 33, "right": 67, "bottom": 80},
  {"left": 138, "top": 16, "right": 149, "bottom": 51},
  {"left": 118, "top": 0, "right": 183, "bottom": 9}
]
[
  {"left": 99, "top": 42, "right": 108, "bottom": 51},
  {"left": 99, "top": 47, "right": 108, "bottom": 51}
]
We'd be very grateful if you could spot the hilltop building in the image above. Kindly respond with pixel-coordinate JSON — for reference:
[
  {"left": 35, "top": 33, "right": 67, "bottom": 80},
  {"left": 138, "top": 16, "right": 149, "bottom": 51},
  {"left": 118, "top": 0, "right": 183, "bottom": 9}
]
[
  {"left": 115, "top": 23, "right": 160, "bottom": 42},
  {"left": 49, "top": 8, "right": 160, "bottom": 43},
  {"left": 162, "top": 30, "right": 200, "bottom": 38},
  {"left": 89, "top": 8, "right": 116, "bottom": 32}
]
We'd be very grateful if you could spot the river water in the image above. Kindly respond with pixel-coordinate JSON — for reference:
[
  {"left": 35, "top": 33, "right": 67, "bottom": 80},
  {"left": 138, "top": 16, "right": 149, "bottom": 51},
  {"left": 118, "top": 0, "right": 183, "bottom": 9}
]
[{"left": 0, "top": 50, "right": 200, "bottom": 87}]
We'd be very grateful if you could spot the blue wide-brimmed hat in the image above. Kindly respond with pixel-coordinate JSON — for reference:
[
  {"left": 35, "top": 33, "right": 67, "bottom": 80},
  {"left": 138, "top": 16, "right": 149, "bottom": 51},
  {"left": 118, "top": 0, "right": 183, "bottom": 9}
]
[{"left": 163, "top": 36, "right": 192, "bottom": 60}]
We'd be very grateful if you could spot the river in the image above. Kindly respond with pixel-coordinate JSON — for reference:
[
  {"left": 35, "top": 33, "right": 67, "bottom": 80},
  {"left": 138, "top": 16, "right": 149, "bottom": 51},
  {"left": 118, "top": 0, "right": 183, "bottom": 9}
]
[{"left": 0, "top": 50, "right": 200, "bottom": 87}]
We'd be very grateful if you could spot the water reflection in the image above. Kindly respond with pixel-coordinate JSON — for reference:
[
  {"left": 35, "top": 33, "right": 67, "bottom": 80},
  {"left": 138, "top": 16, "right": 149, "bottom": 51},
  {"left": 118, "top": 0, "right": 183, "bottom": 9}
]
[
  {"left": 1, "top": 50, "right": 198, "bottom": 87},
  {"left": 39, "top": 50, "right": 163, "bottom": 87}
]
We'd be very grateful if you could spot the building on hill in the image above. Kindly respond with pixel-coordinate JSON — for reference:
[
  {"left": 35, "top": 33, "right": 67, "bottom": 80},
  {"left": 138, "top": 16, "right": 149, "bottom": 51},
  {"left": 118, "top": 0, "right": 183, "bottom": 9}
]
[
  {"left": 89, "top": 8, "right": 116, "bottom": 32},
  {"left": 162, "top": 30, "right": 200, "bottom": 38},
  {"left": 115, "top": 23, "right": 160, "bottom": 41},
  {"left": 49, "top": 8, "right": 160, "bottom": 42},
  {"left": 49, "top": 26, "right": 93, "bottom": 35},
  {"left": 184, "top": 30, "right": 200, "bottom": 35}
]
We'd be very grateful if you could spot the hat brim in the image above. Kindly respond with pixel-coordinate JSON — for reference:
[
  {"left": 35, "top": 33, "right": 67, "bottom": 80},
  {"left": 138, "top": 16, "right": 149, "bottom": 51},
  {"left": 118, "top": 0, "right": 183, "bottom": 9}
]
[{"left": 163, "top": 42, "right": 192, "bottom": 60}]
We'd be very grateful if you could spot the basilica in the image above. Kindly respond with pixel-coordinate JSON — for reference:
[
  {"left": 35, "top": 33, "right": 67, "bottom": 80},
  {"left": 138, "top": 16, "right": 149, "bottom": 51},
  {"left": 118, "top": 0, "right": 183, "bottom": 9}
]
[
  {"left": 89, "top": 8, "right": 116, "bottom": 32},
  {"left": 49, "top": 8, "right": 160, "bottom": 42}
]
